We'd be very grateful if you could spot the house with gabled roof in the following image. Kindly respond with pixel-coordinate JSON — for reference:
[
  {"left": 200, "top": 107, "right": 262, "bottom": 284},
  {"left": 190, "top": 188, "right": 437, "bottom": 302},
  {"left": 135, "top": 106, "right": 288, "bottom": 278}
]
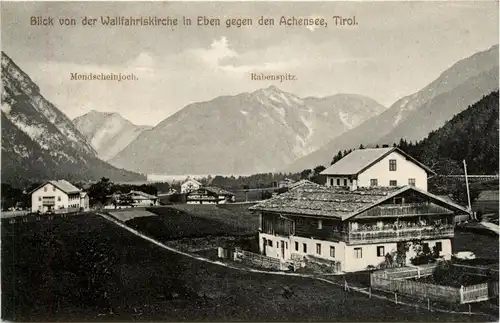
[
  {"left": 288, "top": 179, "right": 320, "bottom": 191},
  {"left": 186, "top": 186, "right": 235, "bottom": 204},
  {"left": 181, "top": 179, "right": 202, "bottom": 193},
  {"left": 320, "top": 147, "right": 435, "bottom": 192},
  {"left": 30, "top": 180, "right": 86, "bottom": 213},
  {"left": 250, "top": 185, "right": 470, "bottom": 272}
]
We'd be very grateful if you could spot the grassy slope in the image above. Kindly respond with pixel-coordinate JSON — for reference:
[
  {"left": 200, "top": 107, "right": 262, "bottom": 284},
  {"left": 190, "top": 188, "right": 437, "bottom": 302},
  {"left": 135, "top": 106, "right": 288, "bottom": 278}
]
[
  {"left": 125, "top": 205, "right": 259, "bottom": 241},
  {"left": 1, "top": 213, "right": 486, "bottom": 322}
]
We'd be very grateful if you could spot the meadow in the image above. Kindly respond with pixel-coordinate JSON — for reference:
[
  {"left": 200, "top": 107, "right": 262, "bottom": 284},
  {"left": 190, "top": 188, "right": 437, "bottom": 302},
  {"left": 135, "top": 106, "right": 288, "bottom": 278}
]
[{"left": 2, "top": 213, "right": 489, "bottom": 322}]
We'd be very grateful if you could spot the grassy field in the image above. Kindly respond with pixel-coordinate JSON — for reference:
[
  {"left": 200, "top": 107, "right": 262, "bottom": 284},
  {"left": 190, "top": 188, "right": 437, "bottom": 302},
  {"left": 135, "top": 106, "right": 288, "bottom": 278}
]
[
  {"left": 1, "top": 213, "right": 489, "bottom": 322},
  {"left": 453, "top": 230, "right": 499, "bottom": 261},
  {"left": 124, "top": 205, "right": 259, "bottom": 240}
]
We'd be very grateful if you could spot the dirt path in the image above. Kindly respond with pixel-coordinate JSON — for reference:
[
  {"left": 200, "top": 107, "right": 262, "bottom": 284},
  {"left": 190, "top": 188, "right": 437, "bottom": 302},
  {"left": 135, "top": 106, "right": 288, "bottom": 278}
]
[{"left": 97, "top": 212, "right": 496, "bottom": 320}]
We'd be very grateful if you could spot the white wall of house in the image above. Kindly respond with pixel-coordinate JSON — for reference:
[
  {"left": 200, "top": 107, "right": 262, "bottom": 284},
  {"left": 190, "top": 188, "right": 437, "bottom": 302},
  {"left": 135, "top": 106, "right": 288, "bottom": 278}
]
[
  {"left": 358, "top": 151, "right": 428, "bottom": 191},
  {"left": 325, "top": 176, "right": 353, "bottom": 188},
  {"left": 181, "top": 181, "right": 201, "bottom": 193},
  {"left": 259, "top": 233, "right": 291, "bottom": 260},
  {"left": 405, "top": 238, "right": 453, "bottom": 262},
  {"left": 325, "top": 151, "right": 428, "bottom": 191},
  {"left": 80, "top": 196, "right": 90, "bottom": 211},
  {"left": 31, "top": 183, "right": 73, "bottom": 213},
  {"left": 133, "top": 198, "right": 157, "bottom": 206},
  {"left": 291, "top": 236, "right": 344, "bottom": 264},
  {"left": 343, "top": 242, "right": 398, "bottom": 272}
]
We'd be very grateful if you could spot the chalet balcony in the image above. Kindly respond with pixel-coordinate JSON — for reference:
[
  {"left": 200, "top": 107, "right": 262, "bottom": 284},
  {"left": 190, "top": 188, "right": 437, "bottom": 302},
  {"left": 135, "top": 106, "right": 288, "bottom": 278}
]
[{"left": 345, "top": 225, "right": 455, "bottom": 245}]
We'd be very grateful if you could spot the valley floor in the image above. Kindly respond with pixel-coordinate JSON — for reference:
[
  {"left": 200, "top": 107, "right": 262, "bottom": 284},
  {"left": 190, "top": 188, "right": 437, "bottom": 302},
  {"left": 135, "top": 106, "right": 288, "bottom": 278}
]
[{"left": 1, "top": 211, "right": 496, "bottom": 322}]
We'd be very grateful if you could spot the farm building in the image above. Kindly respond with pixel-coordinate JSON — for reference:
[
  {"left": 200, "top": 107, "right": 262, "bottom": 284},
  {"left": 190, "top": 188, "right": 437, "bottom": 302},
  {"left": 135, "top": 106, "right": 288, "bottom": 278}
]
[
  {"left": 321, "top": 147, "right": 435, "bottom": 192},
  {"left": 277, "top": 178, "right": 296, "bottom": 188},
  {"left": 186, "top": 187, "right": 235, "bottom": 204},
  {"left": 80, "top": 192, "right": 90, "bottom": 211},
  {"left": 250, "top": 184, "right": 470, "bottom": 272},
  {"left": 288, "top": 179, "right": 320, "bottom": 191},
  {"left": 104, "top": 190, "right": 159, "bottom": 209},
  {"left": 128, "top": 190, "right": 159, "bottom": 206},
  {"left": 181, "top": 179, "right": 202, "bottom": 193},
  {"left": 30, "top": 180, "right": 87, "bottom": 213},
  {"left": 472, "top": 190, "right": 499, "bottom": 215}
]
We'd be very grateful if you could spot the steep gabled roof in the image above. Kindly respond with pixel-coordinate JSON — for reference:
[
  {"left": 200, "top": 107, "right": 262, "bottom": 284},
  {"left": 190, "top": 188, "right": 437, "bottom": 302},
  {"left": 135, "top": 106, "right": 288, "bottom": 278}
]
[
  {"left": 128, "top": 190, "right": 158, "bottom": 200},
  {"left": 182, "top": 179, "right": 202, "bottom": 186},
  {"left": 29, "top": 180, "right": 81, "bottom": 195},
  {"left": 320, "top": 147, "right": 435, "bottom": 176},
  {"left": 288, "top": 179, "right": 320, "bottom": 190},
  {"left": 200, "top": 186, "right": 234, "bottom": 196},
  {"left": 475, "top": 190, "right": 499, "bottom": 201},
  {"left": 250, "top": 185, "right": 469, "bottom": 220}
]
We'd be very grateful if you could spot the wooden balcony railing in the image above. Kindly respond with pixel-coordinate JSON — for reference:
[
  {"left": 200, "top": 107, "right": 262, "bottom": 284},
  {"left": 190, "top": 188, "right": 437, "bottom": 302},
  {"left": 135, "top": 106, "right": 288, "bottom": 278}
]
[
  {"left": 361, "top": 204, "right": 454, "bottom": 217},
  {"left": 345, "top": 225, "right": 455, "bottom": 244}
]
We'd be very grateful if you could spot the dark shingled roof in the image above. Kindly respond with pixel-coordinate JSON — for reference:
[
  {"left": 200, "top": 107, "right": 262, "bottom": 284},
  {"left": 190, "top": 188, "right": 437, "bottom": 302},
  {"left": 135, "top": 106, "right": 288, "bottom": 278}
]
[
  {"left": 203, "top": 186, "right": 234, "bottom": 196},
  {"left": 250, "top": 185, "right": 469, "bottom": 220}
]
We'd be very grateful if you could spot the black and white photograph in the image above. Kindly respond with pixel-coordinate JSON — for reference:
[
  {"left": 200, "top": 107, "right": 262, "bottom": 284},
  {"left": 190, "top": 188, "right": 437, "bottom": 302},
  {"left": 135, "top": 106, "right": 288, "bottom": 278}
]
[{"left": 1, "top": 0, "right": 499, "bottom": 321}]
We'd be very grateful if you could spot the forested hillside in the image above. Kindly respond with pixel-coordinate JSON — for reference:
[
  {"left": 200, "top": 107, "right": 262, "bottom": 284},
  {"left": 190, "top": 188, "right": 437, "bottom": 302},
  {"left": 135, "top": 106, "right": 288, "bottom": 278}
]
[
  {"left": 329, "top": 91, "right": 499, "bottom": 175},
  {"left": 397, "top": 91, "right": 499, "bottom": 175}
]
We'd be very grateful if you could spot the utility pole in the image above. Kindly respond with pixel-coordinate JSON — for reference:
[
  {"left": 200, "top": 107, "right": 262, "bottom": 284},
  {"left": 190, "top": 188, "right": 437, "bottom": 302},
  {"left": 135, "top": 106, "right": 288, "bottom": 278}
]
[{"left": 463, "top": 160, "right": 473, "bottom": 218}]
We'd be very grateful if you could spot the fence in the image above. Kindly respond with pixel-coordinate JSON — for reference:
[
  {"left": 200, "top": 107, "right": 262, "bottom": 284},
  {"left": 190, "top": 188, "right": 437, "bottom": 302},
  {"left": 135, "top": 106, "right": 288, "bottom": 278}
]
[
  {"left": 371, "top": 263, "right": 499, "bottom": 304},
  {"left": 2, "top": 210, "right": 83, "bottom": 224},
  {"left": 376, "top": 264, "right": 436, "bottom": 280},
  {"left": 452, "top": 264, "right": 499, "bottom": 280},
  {"left": 371, "top": 274, "right": 461, "bottom": 303},
  {"left": 461, "top": 283, "right": 490, "bottom": 303},
  {"left": 233, "top": 247, "right": 285, "bottom": 270}
]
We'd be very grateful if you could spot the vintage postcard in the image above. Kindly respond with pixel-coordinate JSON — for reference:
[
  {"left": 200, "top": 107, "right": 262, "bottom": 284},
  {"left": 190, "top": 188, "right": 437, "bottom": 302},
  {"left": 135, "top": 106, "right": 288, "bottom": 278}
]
[{"left": 1, "top": 0, "right": 499, "bottom": 321}]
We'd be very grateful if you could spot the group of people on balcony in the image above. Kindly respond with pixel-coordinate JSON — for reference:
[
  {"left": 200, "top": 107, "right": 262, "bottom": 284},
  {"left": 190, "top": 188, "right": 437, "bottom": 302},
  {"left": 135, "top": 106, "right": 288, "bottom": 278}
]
[{"left": 350, "top": 219, "right": 445, "bottom": 232}]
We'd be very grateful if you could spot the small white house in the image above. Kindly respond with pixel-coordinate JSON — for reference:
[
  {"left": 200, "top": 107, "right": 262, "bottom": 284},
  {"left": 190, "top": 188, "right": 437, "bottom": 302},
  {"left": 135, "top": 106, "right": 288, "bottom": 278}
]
[
  {"left": 30, "top": 180, "right": 86, "bottom": 213},
  {"left": 321, "top": 147, "right": 435, "bottom": 192},
  {"left": 181, "top": 179, "right": 202, "bottom": 194}
]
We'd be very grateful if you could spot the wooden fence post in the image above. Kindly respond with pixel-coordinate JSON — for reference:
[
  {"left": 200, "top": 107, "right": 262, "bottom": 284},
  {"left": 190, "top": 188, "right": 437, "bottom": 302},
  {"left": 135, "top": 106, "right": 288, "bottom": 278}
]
[
  {"left": 468, "top": 304, "right": 471, "bottom": 315},
  {"left": 369, "top": 287, "right": 371, "bottom": 298},
  {"left": 394, "top": 292, "right": 398, "bottom": 304},
  {"left": 427, "top": 298, "right": 430, "bottom": 311}
]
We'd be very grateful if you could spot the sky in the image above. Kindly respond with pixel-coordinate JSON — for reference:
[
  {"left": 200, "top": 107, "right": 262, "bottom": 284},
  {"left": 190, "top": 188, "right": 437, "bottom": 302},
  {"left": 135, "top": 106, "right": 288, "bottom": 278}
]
[{"left": 2, "top": 1, "right": 499, "bottom": 126}]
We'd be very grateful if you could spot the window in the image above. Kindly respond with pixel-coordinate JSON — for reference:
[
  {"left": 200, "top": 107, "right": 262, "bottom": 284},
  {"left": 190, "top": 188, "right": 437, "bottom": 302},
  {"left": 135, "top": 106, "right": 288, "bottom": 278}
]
[
  {"left": 435, "top": 242, "right": 442, "bottom": 252},
  {"left": 276, "top": 241, "right": 279, "bottom": 248},
  {"left": 268, "top": 240, "right": 272, "bottom": 246},
  {"left": 317, "top": 219, "right": 323, "bottom": 230},
  {"left": 38, "top": 197, "right": 41, "bottom": 201},
  {"left": 336, "top": 179, "right": 340, "bottom": 186},
  {"left": 354, "top": 247, "right": 363, "bottom": 259},
  {"left": 377, "top": 246, "right": 385, "bottom": 257},
  {"left": 316, "top": 243, "right": 321, "bottom": 255},
  {"left": 44, "top": 187, "right": 47, "bottom": 192},
  {"left": 330, "top": 178, "right": 334, "bottom": 186},
  {"left": 295, "top": 242, "right": 299, "bottom": 251},
  {"left": 389, "top": 159, "right": 397, "bottom": 171},
  {"left": 408, "top": 178, "right": 416, "bottom": 186},
  {"left": 389, "top": 180, "right": 397, "bottom": 186},
  {"left": 344, "top": 179, "right": 348, "bottom": 186},
  {"left": 330, "top": 246, "right": 335, "bottom": 258},
  {"left": 58, "top": 196, "right": 61, "bottom": 202},
  {"left": 303, "top": 243, "right": 307, "bottom": 253},
  {"left": 370, "top": 179, "right": 378, "bottom": 187},
  {"left": 53, "top": 187, "right": 56, "bottom": 192},
  {"left": 285, "top": 242, "right": 288, "bottom": 249}
]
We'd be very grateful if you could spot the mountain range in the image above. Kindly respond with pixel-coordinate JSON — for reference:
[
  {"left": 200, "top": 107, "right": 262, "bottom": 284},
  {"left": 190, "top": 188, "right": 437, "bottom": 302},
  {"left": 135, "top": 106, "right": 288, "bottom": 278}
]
[
  {"left": 285, "top": 44, "right": 499, "bottom": 172},
  {"left": 73, "top": 111, "right": 152, "bottom": 161},
  {"left": 108, "top": 86, "right": 386, "bottom": 175},
  {"left": 1, "top": 52, "right": 145, "bottom": 186}
]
